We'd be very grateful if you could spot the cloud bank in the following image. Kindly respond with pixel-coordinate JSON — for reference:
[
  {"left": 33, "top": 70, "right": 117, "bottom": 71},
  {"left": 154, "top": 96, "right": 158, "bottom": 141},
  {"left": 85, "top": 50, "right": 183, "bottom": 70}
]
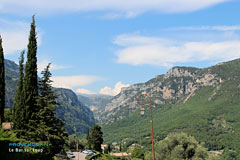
[
  {"left": 100, "top": 81, "right": 130, "bottom": 96},
  {"left": 0, "top": 0, "right": 230, "bottom": 16},
  {"left": 51, "top": 75, "right": 102, "bottom": 89},
  {"left": 167, "top": 25, "right": 240, "bottom": 31},
  {"left": 114, "top": 33, "right": 240, "bottom": 67},
  {"left": 38, "top": 59, "right": 71, "bottom": 72},
  {"left": 0, "top": 18, "right": 41, "bottom": 54},
  {"left": 76, "top": 88, "right": 96, "bottom": 94}
]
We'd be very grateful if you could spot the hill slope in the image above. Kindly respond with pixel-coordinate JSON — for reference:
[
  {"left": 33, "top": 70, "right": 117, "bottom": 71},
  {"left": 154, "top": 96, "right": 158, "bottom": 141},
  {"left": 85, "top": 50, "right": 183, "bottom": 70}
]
[
  {"left": 4, "top": 59, "right": 95, "bottom": 135},
  {"left": 101, "top": 59, "right": 240, "bottom": 152}
]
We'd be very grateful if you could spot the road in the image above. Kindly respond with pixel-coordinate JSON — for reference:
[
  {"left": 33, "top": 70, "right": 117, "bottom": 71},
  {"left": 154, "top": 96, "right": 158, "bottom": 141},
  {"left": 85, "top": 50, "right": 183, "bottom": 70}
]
[{"left": 73, "top": 152, "right": 87, "bottom": 160}]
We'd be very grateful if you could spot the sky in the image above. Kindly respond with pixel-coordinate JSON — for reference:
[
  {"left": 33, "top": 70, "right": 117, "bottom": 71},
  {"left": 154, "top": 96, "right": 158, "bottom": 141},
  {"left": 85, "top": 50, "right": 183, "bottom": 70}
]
[{"left": 1, "top": 0, "right": 240, "bottom": 96}]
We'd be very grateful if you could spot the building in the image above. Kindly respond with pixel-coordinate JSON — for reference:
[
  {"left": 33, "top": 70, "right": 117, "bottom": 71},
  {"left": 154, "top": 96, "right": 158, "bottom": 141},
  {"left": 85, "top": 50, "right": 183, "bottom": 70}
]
[{"left": 2, "top": 122, "right": 12, "bottom": 130}]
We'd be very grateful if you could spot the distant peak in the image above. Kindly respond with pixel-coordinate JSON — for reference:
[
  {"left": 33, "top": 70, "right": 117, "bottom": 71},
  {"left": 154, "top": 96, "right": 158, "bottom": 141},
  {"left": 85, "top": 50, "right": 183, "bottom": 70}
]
[{"left": 165, "top": 67, "right": 198, "bottom": 78}]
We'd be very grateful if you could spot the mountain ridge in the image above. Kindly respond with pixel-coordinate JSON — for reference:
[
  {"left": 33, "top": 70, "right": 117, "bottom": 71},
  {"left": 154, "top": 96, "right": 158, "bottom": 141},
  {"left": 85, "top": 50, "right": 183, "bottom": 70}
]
[
  {"left": 100, "top": 61, "right": 223, "bottom": 125},
  {"left": 101, "top": 58, "right": 240, "bottom": 152},
  {"left": 4, "top": 59, "right": 95, "bottom": 135}
]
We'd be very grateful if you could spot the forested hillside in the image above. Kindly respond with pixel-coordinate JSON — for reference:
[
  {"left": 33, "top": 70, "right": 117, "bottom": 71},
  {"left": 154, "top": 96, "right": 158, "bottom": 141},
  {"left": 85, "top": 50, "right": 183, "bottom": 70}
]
[
  {"left": 102, "top": 58, "right": 240, "bottom": 153},
  {"left": 4, "top": 59, "right": 95, "bottom": 134}
]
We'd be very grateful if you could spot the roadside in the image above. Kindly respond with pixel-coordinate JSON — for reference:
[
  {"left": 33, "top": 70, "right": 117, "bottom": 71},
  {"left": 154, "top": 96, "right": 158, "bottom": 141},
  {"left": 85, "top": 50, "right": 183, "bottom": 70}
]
[{"left": 73, "top": 152, "right": 87, "bottom": 160}]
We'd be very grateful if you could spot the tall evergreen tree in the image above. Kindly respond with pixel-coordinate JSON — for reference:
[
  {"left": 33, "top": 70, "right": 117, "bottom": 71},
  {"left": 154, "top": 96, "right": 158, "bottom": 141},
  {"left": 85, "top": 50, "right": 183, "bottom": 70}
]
[
  {"left": 12, "top": 51, "right": 25, "bottom": 136},
  {"left": 22, "top": 16, "right": 39, "bottom": 139},
  {"left": 0, "top": 35, "right": 5, "bottom": 124},
  {"left": 88, "top": 124, "right": 103, "bottom": 152},
  {"left": 37, "top": 63, "right": 67, "bottom": 157}
]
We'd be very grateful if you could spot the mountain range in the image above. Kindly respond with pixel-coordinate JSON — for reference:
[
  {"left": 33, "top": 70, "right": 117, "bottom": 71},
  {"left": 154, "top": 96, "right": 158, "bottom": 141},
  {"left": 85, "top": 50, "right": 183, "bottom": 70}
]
[
  {"left": 100, "top": 58, "right": 240, "bottom": 152},
  {"left": 5, "top": 57, "right": 240, "bottom": 153},
  {"left": 4, "top": 59, "right": 95, "bottom": 135}
]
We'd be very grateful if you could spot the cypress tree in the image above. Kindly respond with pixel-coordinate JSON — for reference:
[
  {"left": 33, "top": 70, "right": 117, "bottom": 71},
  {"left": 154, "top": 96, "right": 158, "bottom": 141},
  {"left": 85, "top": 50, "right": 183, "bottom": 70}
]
[
  {"left": 0, "top": 35, "right": 5, "bottom": 124},
  {"left": 22, "top": 16, "right": 39, "bottom": 139},
  {"left": 37, "top": 63, "right": 67, "bottom": 157},
  {"left": 12, "top": 50, "right": 25, "bottom": 136},
  {"left": 88, "top": 124, "right": 103, "bottom": 152}
]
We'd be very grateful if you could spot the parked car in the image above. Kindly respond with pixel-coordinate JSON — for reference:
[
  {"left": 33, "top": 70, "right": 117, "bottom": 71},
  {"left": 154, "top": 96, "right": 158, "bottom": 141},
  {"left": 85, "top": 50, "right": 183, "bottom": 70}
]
[
  {"left": 82, "top": 150, "right": 95, "bottom": 156},
  {"left": 82, "top": 150, "right": 89, "bottom": 154},
  {"left": 67, "top": 150, "right": 75, "bottom": 158},
  {"left": 69, "top": 154, "right": 75, "bottom": 158},
  {"left": 67, "top": 150, "right": 73, "bottom": 154}
]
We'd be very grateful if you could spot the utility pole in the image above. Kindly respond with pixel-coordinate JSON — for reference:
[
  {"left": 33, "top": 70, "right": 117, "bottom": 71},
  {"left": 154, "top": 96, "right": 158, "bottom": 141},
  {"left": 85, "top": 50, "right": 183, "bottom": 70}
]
[{"left": 137, "top": 93, "right": 155, "bottom": 160}]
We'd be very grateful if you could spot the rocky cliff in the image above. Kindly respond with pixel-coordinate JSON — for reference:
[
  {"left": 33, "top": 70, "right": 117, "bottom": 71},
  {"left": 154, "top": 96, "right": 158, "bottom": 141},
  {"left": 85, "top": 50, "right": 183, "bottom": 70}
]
[
  {"left": 100, "top": 65, "right": 223, "bottom": 125},
  {"left": 102, "top": 58, "right": 240, "bottom": 152}
]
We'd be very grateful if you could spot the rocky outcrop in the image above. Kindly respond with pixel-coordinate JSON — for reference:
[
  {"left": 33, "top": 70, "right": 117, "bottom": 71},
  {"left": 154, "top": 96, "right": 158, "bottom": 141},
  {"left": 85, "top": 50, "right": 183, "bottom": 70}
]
[
  {"left": 164, "top": 67, "right": 196, "bottom": 78},
  {"left": 99, "top": 66, "right": 223, "bottom": 125}
]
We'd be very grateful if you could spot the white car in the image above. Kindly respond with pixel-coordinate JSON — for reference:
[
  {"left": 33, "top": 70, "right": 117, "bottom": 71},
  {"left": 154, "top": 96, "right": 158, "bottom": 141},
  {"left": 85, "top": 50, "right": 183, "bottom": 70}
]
[
  {"left": 82, "top": 150, "right": 89, "bottom": 154},
  {"left": 69, "top": 154, "right": 75, "bottom": 158}
]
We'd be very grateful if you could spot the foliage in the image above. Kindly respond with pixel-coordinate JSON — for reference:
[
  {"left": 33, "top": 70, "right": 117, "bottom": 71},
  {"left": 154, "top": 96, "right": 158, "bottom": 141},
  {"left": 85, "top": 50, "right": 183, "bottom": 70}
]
[
  {"left": 66, "top": 134, "right": 85, "bottom": 151},
  {"left": 221, "top": 148, "right": 240, "bottom": 160},
  {"left": 144, "top": 133, "right": 221, "bottom": 160},
  {"left": 131, "top": 158, "right": 142, "bottom": 160},
  {"left": 131, "top": 146, "right": 144, "bottom": 159},
  {"left": 22, "top": 15, "right": 39, "bottom": 140},
  {"left": 88, "top": 124, "right": 103, "bottom": 152},
  {"left": 157, "top": 133, "right": 208, "bottom": 160},
  {"left": 103, "top": 78, "right": 240, "bottom": 154},
  {"left": 96, "top": 154, "right": 127, "bottom": 160},
  {"left": 0, "top": 35, "right": 5, "bottom": 124},
  {"left": 36, "top": 63, "right": 68, "bottom": 158},
  {"left": 12, "top": 50, "right": 25, "bottom": 136},
  {"left": 104, "top": 147, "right": 109, "bottom": 154},
  {"left": 3, "top": 17, "right": 68, "bottom": 160},
  {"left": 4, "top": 108, "right": 12, "bottom": 122}
]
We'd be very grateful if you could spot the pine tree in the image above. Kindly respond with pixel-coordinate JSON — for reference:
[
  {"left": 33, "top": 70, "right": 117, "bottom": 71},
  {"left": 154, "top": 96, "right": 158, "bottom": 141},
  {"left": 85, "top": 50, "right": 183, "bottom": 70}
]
[
  {"left": 12, "top": 51, "right": 25, "bottom": 136},
  {"left": 88, "top": 124, "right": 103, "bottom": 152},
  {"left": 37, "top": 63, "right": 67, "bottom": 157},
  {"left": 22, "top": 15, "right": 39, "bottom": 139},
  {"left": 0, "top": 35, "right": 5, "bottom": 124}
]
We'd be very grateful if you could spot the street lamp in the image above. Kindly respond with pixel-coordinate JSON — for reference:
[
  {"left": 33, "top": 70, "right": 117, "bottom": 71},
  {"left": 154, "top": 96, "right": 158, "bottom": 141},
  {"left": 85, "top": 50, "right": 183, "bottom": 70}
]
[
  {"left": 140, "top": 107, "right": 145, "bottom": 116},
  {"left": 137, "top": 93, "right": 155, "bottom": 160}
]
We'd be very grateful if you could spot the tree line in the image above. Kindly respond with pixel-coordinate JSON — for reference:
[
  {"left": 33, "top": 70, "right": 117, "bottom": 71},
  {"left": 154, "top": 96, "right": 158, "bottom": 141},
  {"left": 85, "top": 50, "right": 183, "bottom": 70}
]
[{"left": 0, "top": 16, "right": 67, "bottom": 159}]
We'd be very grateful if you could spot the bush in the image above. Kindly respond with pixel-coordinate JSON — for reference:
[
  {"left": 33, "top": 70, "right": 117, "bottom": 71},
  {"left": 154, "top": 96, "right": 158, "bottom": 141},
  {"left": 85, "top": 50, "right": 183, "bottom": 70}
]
[
  {"left": 131, "top": 146, "right": 144, "bottom": 159},
  {"left": 145, "top": 132, "right": 213, "bottom": 160}
]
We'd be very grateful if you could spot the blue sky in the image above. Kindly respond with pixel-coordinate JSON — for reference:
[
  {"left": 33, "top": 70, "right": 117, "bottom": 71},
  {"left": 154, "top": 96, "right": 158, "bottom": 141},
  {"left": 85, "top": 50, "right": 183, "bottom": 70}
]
[{"left": 1, "top": 0, "right": 240, "bottom": 95}]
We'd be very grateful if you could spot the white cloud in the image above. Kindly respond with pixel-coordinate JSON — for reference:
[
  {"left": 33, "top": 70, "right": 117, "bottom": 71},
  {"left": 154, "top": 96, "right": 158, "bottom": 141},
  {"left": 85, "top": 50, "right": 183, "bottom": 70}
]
[
  {"left": 76, "top": 88, "right": 96, "bottom": 94},
  {"left": 113, "top": 34, "right": 169, "bottom": 46},
  {"left": 114, "top": 34, "right": 240, "bottom": 67},
  {"left": 38, "top": 59, "right": 71, "bottom": 72},
  {"left": 51, "top": 75, "right": 102, "bottom": 89},
  {"left": 101, "top": 11, "right": 140, "bottom": 19},
  {"left": 0, "top": 0, "right": 230, "bottom": 16},
  {"left": 0, "top": 18, "right": 42, "bottom": 54},
  {"left": 100, "top": 81, "right": 130, "bottom": 96},
  {"left": 1, "top": 31, "right": 28, "bottom": 54},
  {"left": 167, "top": 25, "right": 240, "bottom": 31}
]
